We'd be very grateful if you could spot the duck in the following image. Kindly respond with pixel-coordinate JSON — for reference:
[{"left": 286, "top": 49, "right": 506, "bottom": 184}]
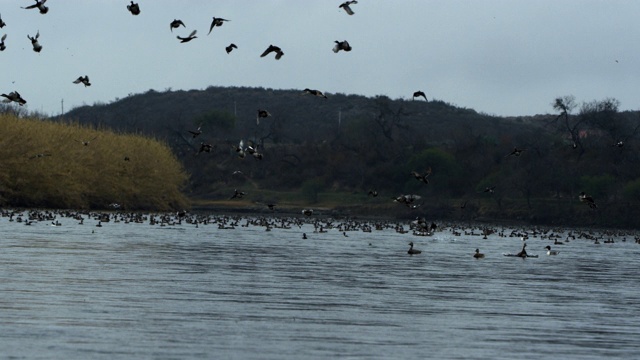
[
  {"left": 332, "top": 40, "right": 352, "bottom": 53},
  {"left": 516, "top": 243, "right": 528, "bottom": 258},
  {"left": 339, "top": 1, "right": 358, "bottom": 15},
  {"left": 197, "top": 142, "right": 213, "bottom": 154},
  {"left": 246, "top": 143, "right": 263, "bottom": 160},
  {"left": 235, "top": 140, "right": 246, "bottom": 158},
  {"left": 127, "top": 1, "right": 140, "bottom": 15},
  {"left": 302, "top": 209, "right": 314, "bottom": 216},
  {"left": 413, "top": 90, "right": 427, "bottom": 101},
  {"left": 73, "top": 75, "right": 91, "bottom": 87},
  {"left": 27, "top": 31, "right": 42, "bottom": 52},
  {"left": 260, "top": 44, "right": 284, "bottom": 60},
  {"left": 170, "top": 19, "right": 185, "bottom": 32},
  {"left": 230, "top": 189, "right": 245, "bottom": 199},
  {"left": 177, "top": 30, "right": 197, "bottom": 43},
  {"left": 77, "top": 136, "right": 97, "bottom": 146},
  {"left": 473, "top": 248, "right": 485, "bottom": 259},
  {"left": 256, "top": 109, "right": 271, "bottom": 124},
  {"left": 368, "top": 189, "right": 378, "bottom": 197},
  {"left": 411, "top": 167, "right": 431, "bottom": 184},
  {"left": 393, "top": 194, "right": 421, "bottom": 207},
  {"left": 225, "top": 43, "right": 237, "bottom": 54},
  {"left": 303, "top": 88, "right": 327, "bottom": 98},
  {"left": 208, "top": 17, "right": 230, "bottom": 35},
  {"left": 188, "top": 126, "right": 202, "bottom": 138},
  {"left": 506, "top": 147, "right": 526, "bottom": 157},
  {"left": 23, "top": 0, "right": 49, "bottom": 14},
  {"left": 544, "top": 245, "right": 559, "bottom": 256},
  {"left": 1, "top": 91, "right": 27, "bottom": 106},
  {"left": 579, "top": 192, "right": 597, "bottom": 209},
  {"left": 0, "top": 13, "right": 5, "bottom": 28},
  {"left": 408, "top": 242, "right": 422, "bottom": 255},
  {"left": 0, "top": 34, "right": 6, "bottom": 51},
  {"left": 483, "top": 186, "right": 496, "bottom": 194}
]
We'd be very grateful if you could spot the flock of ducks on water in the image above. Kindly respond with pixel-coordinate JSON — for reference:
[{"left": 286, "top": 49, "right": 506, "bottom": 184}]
[{"left": 2, "top": 209, "right": 638, "bottom": 259}]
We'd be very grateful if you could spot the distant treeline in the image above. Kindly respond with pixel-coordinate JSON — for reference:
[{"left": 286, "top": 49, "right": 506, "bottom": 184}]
[
  {"left": 0, "top": 112, "right": 188, "bottom": 210},
  {"left": 56, "top": 87, "right": 640, "bottom": 227}
]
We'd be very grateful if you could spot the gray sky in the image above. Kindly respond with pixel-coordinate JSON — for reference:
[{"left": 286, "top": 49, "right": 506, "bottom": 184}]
[{"left": 2, "top": 0, "right": 638, "bottom": 117}]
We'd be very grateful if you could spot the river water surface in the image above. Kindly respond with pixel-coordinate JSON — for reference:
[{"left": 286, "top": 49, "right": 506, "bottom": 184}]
[{"left": 1, "top": 212, "right": 639, "bottom": 359}]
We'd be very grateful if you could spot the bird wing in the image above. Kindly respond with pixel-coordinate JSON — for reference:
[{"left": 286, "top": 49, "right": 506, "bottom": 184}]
[
  {"left": 208, "top": 19, "right": 216, "bottom": 35},
  {"left": 73, "top": 77, "right": 82, "bottom": 84},
  {"left": 260, "top": 45, "right": 275, "bottom": 57}
]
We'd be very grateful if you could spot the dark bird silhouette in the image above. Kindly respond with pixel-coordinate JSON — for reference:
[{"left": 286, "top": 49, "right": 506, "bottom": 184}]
[
  {"left": 225, "top": 43, "right": 237, "bottom": 54},
  {"left": 23, "top": 0, "right": 48, "bottom": 14},
  {"left": 368, "top": 189, "right": 378, "bottom": 197},
  {"left": 394, "top": 194, "right": 422, "bottom": 208},
  {"left": 410, "top": 167, "right": 431, "bottom": 184},
  {"left": 302, "top": 209, "right": 314, "bottom": 216},
  {"left": 256, "top": 109, "right": 271, "bottom": 125},
  {"left": 188, "top": 126, "right": 202, "bottom": 138},
  {"left": 1, "top": 91, "right": 27, "bottom": 106},
  {"left": 413, "top": 91, "right": 427, "bottom": 101},
  {"left": 73, "top": 76, "right": 91, "bottom": 87},
  {"left": 332, "top": 40, "right": 352, "bottom": 53},
  {"left": 246, "top": 143, "right": 263, "bottom": 160},
  {"left": 483, "top": 186, "right": 496, "bottom": 194},
  {"left": 0, "top": 13, "right": 6, "bottom": 28},
  {"left": 0, "top": 34, "right": 6, "bottom": 51},
  {"left": 127, "top": 2, "right": 140, "bottom": 15},
  {"left": 474, "top": 249, "right": 485, "bottom": 259},
  {"left": 407, "top": 242, "right": 422, "bottom": 255},
  {"left": 230, "top": 189, "right": 245, "bottom": 200},
  {"left": 208, "top": 17, "right": 230, "bottom": 35},
  {"left": 198, "top": 142, "right": 213, "bottom": 154},
  {"left": 235, "top": 140, "right": 246, "bottom": 158},
  {"left": 303, "top": 88, "right": 327, "bottom": 98},
  {"left": 267, "top": 203, "right": 276, "bottom": 210},
  {"left": 170, "top": 19, "right": 185, "bottom": 32},
  {"left": 27, "top": 31, "right": 42, "bottom": 52},
  {"left": 506, "top": 147, "right": 526, "bottom": 157},
  {"left": 339, "top": 1, "right": 358, "bottom": 15},
  {"left": 177, "top": 30, "right": 197, "bottom": 43},
  {"left": 579, "top": 192, "right": 597, "bottom": 209},
  {"left": 260, "top": 44, "right": 284, "bottom": 60}
]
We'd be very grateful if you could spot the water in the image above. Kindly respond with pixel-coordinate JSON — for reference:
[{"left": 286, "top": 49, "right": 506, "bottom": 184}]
[{"left": 1, "top": 212, "right": 640, "bottom": 359}]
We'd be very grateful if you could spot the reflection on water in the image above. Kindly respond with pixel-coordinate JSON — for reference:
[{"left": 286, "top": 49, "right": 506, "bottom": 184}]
[{"left": 1, "top": 212, "right": 639, "bottom": 359}]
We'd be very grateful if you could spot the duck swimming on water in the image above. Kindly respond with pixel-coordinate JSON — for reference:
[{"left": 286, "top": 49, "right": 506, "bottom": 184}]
[{"left": 408, "top": 242, "right": 422, "bottom": 255}]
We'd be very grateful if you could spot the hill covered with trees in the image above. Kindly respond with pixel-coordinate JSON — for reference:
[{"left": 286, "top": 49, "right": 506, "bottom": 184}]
[{"left": 57, "top": 87, "right": 640, "bottom": 227}]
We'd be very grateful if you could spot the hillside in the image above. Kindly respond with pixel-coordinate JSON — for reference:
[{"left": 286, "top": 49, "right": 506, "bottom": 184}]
[{"left": 58, "top": 87, "right": 640, "bottom": 227}]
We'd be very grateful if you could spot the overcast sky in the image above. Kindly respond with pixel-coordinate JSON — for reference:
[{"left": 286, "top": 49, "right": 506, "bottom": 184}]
[{"left": 2, "top": 0, "right": 638, "bottom": 117}]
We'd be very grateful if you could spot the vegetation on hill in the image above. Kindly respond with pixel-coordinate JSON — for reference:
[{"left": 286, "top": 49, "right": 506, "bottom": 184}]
[
  {"left": 53, "top": 87, "right": 640, "bottom": 227},
  {"left": 0, "top": 112, "right": 188, "bottom": 210}
]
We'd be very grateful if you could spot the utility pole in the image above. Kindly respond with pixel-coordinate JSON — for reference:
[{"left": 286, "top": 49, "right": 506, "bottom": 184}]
[{"left": 61, "top": 99, "right": 64, "bottom": 115}]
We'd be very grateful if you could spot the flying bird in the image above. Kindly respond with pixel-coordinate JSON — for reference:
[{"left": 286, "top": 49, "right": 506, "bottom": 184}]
[
  {"left": 177, "top": 30, "right": 197, "bottom": 43},
  {"left": 256, "top": 109, "right": 271, "bottom": 124},
  {"left": 339, "top": 1, "right": 358, "bottom": 15},
  {"left": 225, "top": 43, "right": 237, "bottom": 54},
  {"left": 22, "top": 0, "right": 48, "bottom": 14},
  {"left": 413, "top": 91, "right": 427, "bottom": 101},
  {"left": 27, "top": 31, "right": 42, "bottom": 52},
  {"left": 411, "top": 167, "right": 431, "bottom": 184},
  {"left": 170, "top": 19, "right": 185, "bottom": 32},
  {"left": 1, "top": 91, "right": 27, "bottom": 106},
  {"left": 77, "top": 136, "right": 97, "bottom": 146},
  {"left": 127, "top": 2, "right": 140, "bottom": 15},
  {"left": 188, "top": 126, "right": 202, "bottom": 138},
  {"left": 260, "top": 44, "right": 284, "bottom": 60},
  {"left": 332, "top": 40, "right": 352, "bottom": 53},
  {"left": 579, "top": 192, "right": 597, "bottom": 209},
  {"left": 73, "top": 76, "right": 91, "bottom": 87},
  {"left": 246, "top": 143, "right": 263, "bottom": 160},
  {"left": 208, "top": 17, "right": 230, "bottom": 35},
  {"left": 483, "top": 186, "right": 496, "bottom": 194},
  {"left": 235, "top": 140, "right": 246, "bottom": 158},
  {"left": 0, "top": 13, "right": 6, "bottom": 28},
  {"left": 506, "top": 147, "right": 526, "bottom": 157},
  {"left": 198, "top": 142, "right": 213, "bottom": 154},
  {"left": 230, "top": 189, "right": 245, "bottom": 200},
  {"left": 0, "top": 34, "right": 6, "bottom": 51},
  {"left": 368, "top": 189, "right": 378, "bottom": 197},
  {"left": 303, "top": 88, "right": 327, "bottom": 98}
]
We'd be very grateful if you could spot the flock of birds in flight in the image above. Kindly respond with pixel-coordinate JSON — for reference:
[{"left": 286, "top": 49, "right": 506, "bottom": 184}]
[{"left": 0, "top": 1, "right": 603, "bottom": 216}]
